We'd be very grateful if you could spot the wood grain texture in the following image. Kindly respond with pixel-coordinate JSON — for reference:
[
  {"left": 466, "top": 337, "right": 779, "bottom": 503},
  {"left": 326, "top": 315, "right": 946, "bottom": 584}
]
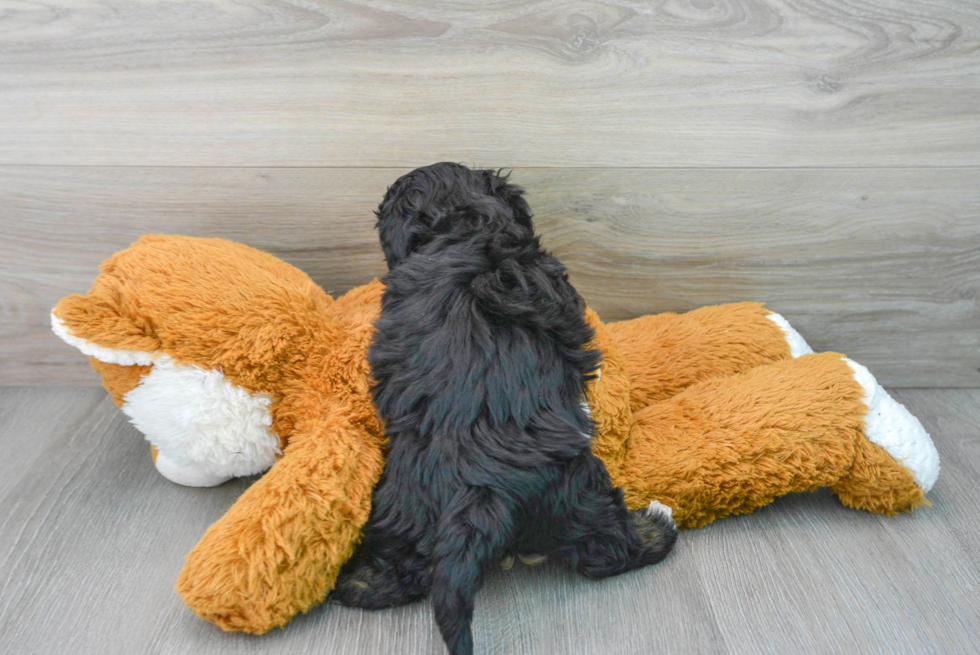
[
  {"left": 0, "top": 0, "right": 978, "bottom": 167},
  {"left": 2, "top": 166, "right": 977, "bottom": 386},
  {"left": 1, "top": 387, "right": 977, "bottom": 654}
]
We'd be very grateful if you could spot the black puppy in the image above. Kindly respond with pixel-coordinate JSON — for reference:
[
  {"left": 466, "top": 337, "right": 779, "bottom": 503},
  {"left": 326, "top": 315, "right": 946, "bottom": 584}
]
[{"left": 330, "top": 163, "right": 676, "bottom": 655}]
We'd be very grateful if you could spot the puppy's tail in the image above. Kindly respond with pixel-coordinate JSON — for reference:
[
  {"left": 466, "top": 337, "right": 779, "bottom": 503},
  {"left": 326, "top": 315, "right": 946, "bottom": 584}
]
[{"left": 430, "top": 488, "right": 512, "bottom": 655}]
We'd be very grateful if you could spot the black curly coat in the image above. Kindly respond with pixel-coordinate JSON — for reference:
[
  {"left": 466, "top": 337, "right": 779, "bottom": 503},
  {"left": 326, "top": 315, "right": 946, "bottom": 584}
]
[{"left": 329, "top": 163, "right": 676, "bottom": 655}]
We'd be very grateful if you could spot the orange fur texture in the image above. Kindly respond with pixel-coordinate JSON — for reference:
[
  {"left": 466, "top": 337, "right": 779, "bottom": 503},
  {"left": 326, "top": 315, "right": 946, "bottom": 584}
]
[
  {"left": 55, "top": 236, "right": 388, "bottom": 632},
  {"left": 52, "top": 235, "right": 927, "bottom": 634}
]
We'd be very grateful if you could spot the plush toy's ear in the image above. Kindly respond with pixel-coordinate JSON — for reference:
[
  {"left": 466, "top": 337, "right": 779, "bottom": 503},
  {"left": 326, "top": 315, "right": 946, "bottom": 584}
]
[
  {"left": 52, "top": 292, "right": 162, "bottom": 366},
  {"left": 175, "top": 405, "right": 386, "bottom": 634}
]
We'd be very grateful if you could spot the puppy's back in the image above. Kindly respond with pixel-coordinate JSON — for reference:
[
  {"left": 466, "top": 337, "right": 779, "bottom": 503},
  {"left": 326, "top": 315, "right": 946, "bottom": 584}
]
[{"left": 369, "top": 226, "right": 598, "bottom": 452}]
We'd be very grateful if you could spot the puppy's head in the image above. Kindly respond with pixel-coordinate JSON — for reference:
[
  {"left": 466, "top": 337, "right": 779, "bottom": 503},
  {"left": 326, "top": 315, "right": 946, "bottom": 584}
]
[{"left": 375, "top": 162, "right": 533, "bottom": 269}]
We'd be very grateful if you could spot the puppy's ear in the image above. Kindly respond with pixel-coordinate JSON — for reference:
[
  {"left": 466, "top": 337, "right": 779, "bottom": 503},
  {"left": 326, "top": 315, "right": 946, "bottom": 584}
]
[
  {"left": 375, "top": 172, "right": 440, "bottom": 269},
  {"left": 483, "top": 169, "right": 533, "bottom": 231},
  {"left": 376, "top": 209, "right": 432, "bottom": 270}
]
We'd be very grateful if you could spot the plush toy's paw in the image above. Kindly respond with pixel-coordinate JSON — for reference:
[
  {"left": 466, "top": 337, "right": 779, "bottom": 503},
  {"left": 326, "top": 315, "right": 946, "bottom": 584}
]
[
  {"left": 766, "top": 312, "right": 815, "bottom": 358},
  {"left": 844, "top": 358, "right": 940, "bottom": 493},
  {"left": 831, "top": 357, "right": 939, "bottom": 515}
]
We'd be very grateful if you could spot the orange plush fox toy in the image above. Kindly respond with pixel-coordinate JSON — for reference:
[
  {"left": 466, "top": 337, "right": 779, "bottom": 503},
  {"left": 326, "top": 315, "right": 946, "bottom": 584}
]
[{"left": 52, "top": 235, "right": 939, "bottom": 635}]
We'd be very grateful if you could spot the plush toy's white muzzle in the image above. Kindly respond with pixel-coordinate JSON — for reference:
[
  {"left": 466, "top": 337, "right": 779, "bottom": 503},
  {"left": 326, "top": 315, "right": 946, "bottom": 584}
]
[{"left": 152, "top": 447, "right": 234, "bottom": 487}]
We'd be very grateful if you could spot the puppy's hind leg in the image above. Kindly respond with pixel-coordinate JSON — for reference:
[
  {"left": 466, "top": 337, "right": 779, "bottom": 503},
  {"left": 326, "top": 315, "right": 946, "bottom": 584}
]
[
  {"left": 430, "top": 487, "right": 514, "bottom": 655},
  {"left": 553, "top": 450, "right": 677, "bottom": 579}
]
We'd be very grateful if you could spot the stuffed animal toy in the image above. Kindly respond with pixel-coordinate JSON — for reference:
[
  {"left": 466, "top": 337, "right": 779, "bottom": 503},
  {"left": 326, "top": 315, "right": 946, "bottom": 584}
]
[{"left": 52, "top": 235, "right": 939, "bottom": 635}]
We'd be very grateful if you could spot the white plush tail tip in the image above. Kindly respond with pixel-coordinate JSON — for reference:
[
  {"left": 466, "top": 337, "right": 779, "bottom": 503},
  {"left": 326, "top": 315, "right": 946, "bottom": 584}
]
[{"left": 844, "top": 358, "right": 940, "bottom": 493}]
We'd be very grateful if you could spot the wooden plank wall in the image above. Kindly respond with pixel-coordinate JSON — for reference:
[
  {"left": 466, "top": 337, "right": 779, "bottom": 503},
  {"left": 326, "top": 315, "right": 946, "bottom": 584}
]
[{"left": 1, "top": 0, "right": 978, "bottom": 386}]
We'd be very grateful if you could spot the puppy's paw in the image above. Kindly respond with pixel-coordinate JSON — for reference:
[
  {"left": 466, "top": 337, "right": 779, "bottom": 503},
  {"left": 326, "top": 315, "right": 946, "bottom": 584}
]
[
  {"left": 517, "top": 553, "right": 548, "bottom": 567},
  {"left": 330, "top": 558, "right": 428, "bottom": 610},
  {"left": 330, "top": 560, "right": 408, "bottom": 610},
  {"left": 329, "top": 562, "right": 382, "bottom": 608},
  {"left": 630, "top": 500, "right": 678, "bottom": 564}
]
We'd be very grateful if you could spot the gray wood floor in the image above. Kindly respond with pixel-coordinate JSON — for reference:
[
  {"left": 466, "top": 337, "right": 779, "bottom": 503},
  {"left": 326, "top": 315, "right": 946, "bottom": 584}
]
[{"left": 1, "top": 386, "right": 977, "bottom": 655}]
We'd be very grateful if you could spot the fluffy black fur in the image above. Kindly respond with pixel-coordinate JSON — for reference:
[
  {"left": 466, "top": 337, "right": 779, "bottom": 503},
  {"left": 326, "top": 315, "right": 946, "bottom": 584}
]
[{"left": 329, "top": 163, "right": 677, "bottom": 655}]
